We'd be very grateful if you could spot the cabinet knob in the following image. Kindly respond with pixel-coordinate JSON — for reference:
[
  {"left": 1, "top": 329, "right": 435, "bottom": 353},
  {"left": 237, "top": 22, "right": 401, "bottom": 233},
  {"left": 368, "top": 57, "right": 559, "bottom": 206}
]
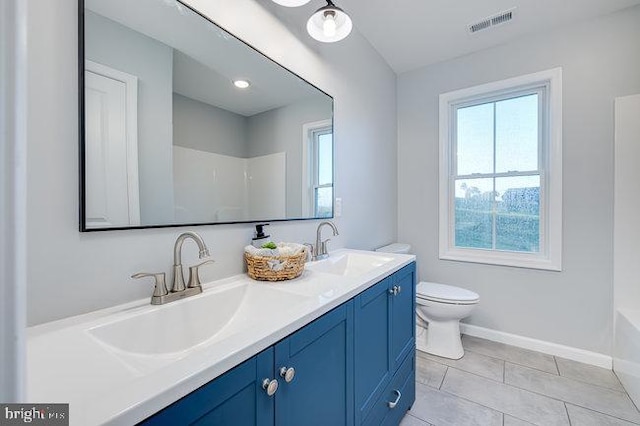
[
  {"left": 388, "top": 285, "right": 400, "bottom": 296},
  {"left": 262, "top": 378, "right": 279, "bottom": 396},
  {"left": 279, "top": 366, "right": 296, "bottom": 383},
  {"left": 387, "top": 389, "right": 402, "bottom": 409}
]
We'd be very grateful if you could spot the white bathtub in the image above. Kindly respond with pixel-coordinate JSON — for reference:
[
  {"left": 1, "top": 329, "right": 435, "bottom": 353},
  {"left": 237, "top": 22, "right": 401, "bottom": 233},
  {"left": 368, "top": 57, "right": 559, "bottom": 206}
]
[{"left": 614, "top": 309, "right": 640, "bottom": 406}]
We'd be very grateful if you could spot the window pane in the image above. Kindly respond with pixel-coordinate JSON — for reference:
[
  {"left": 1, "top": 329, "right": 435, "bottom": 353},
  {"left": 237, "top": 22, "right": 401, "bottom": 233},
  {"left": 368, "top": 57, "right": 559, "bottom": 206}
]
[
  {"left": 495, "top": 176, "right": 540, "bottom": 252},
  {"left": 454, "top": 178, "right": 494, "bottom": 249},
  {"left": 315, "top": 186, "right": 333, "bottom": 218},
  {"left": 456, "top": 103, "right": 494, "bottom": 175},
  {"left": 495, "top": 94, "right": 538, "bottom": 173},
  {"left": 318, "top": 133, "right": 333, "bottom": 185}
]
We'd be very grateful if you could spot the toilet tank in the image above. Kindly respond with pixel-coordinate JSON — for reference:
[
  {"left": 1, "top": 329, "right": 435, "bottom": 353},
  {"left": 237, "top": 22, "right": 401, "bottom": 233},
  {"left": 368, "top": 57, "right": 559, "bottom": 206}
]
[{"left": 375, "top": 243, "right": 411, "bottom": 254}]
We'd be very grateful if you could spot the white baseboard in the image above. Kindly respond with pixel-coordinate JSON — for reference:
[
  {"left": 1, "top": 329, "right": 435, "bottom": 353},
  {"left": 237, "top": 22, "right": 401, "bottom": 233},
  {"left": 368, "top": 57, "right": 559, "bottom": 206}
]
[{"left": 460, "top": 323, "right": 613, "bottom": 369}]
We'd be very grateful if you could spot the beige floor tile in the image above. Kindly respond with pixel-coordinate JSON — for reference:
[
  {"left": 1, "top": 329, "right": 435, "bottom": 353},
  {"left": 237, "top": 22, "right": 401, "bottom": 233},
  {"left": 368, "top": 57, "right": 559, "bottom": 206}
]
[
  {"left": 462, "top": 335, "right": 558, "bottom": 375},
  {"left": 418, "top": 348, "right": 504, "bottom": 382},
  {"left": 556, "top": 357, "right": 625, "bottom": 391},
  {"left": 441, "top": 367, "right": 569, "bottom": 426},
  {"left": 410, "top": 381, "right": 503, "bottom": 426},
  {"left": 505, "top": 363, "right": 640, "bottom": 423},
  {"left": 566, "top": 403, "right": 640, "bottom": 425},
  {"left": 416, "top": 355, "right": 448, "bottom": 389}
]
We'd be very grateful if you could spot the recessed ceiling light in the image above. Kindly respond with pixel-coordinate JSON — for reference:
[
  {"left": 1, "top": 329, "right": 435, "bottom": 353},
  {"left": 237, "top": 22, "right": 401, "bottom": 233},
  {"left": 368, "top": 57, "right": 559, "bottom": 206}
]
[
  {"left": 233, "top": 80, "right": 250, "bottom": 89},
  {"left": 271, "top": 0, "right": 311, "bottom": 6}
]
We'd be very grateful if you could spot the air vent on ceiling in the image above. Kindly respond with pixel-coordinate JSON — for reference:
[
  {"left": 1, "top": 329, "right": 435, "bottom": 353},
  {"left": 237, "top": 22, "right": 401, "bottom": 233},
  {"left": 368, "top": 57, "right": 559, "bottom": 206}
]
[{"left": 468, "top": 8, "right": 515, "bottom": 34}]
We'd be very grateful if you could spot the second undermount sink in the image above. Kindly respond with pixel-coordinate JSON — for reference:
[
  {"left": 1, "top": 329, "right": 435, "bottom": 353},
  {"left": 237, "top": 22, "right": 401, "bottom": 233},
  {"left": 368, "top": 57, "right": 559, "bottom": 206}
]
[
  {"left": 88, "top": 280, "right": 308, "bottom": 355},
  {"left": 306, "top": 251, "right": 395, "bottom": 277}
]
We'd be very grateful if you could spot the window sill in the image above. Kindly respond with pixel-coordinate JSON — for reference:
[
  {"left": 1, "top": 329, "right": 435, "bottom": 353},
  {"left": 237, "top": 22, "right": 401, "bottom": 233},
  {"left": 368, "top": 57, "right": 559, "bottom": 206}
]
[{"left": 439, "top": 248, "right": 562, "bottom": 271}]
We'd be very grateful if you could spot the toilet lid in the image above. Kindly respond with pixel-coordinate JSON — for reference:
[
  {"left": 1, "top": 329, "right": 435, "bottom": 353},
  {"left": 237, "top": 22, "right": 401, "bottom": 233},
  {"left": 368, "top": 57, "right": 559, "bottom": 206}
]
[{"left": 416, "top": 282, "right": 479, "bottom": 303}]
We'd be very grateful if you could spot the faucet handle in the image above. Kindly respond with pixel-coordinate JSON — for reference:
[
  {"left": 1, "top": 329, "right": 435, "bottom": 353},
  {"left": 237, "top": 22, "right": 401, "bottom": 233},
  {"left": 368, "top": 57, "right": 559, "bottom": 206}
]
[
  {"left": 131, "top": 272, "right": 169, "bottom": 298},
  {"left": 188, "top": 259, "right": 215, "bottom": 289},
  {"left": 302, "top": 243, "right": 314, "bottom": 262},
  {"left": 320, "top": 238, "right": 331, "bottom": 255}
]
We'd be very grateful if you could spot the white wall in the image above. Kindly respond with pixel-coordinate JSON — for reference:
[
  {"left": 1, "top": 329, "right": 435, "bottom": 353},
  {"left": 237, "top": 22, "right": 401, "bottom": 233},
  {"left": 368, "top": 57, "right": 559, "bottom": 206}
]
[
  {"left": 398, "top": 6, "right": 640, "bottom": 355},
  {"left": 247, "top": 152, "right": 287, "bottom": 221},
  {"left": 26, "top": 0, "right": 397, "bottom": 325},
  {"left": 85, "top": 11, "right": 175, "bottom": 225},
  {"left": 173, "top": 146, "right": 249, "bottom": 223}
]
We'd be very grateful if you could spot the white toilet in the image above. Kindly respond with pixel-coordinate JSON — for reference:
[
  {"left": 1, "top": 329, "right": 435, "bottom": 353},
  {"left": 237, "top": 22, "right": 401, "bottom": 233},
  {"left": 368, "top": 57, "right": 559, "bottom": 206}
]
[
  {"left": 416, "top": 282, "right": 479, "bottom": 359},
  {"left": 375, "top": 243, "right": 480, "bottom": 360}
]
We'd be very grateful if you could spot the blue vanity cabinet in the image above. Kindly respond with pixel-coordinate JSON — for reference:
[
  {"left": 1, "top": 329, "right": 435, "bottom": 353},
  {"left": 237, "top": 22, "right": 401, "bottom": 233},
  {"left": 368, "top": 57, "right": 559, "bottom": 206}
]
[
  {"left": 354, "top": 263, "right": 416, "bottom": 425},
  {"left": 140, "top": 261, "right": 415, "bottom": 426},
  {"left": 390, "top": 264, "right": 416, "bottom": 373},
  {"left": 140, "top": 303, "right": 354, "bottom": 426},
  {"left": 139, "top": 348, "right": 275, "bottom": 426},
  {"left": 274, "top": 301, "right": 354, "bottom": 426}
]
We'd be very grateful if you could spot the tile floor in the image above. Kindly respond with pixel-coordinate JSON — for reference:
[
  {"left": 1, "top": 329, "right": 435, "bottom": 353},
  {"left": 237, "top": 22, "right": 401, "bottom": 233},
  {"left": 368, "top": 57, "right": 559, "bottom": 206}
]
[{"left": 400, "top": 335, "right": 640, "bottom": 426}]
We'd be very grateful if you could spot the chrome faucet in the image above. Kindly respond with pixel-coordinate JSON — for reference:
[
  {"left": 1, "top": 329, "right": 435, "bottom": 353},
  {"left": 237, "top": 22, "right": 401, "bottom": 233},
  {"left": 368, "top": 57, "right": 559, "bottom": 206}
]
[
  {"left": 312, "top": 221, "right": 339, "bottom": 261},
  {"left": 172, "top": 231, "right": 210, "bottom": 292},
  {"left": 132, "top": 231, "right": 212, "bottom": 305}
]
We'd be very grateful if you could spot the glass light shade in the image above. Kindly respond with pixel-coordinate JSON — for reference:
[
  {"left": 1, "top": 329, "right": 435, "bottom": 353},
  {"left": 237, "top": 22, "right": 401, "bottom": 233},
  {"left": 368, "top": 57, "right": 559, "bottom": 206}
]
[
  {"left": 307, "top": 2, "right": 352, "bottom": 43},
  {"left": 272, "top": 0, "right": 311, "bottom": 6}
]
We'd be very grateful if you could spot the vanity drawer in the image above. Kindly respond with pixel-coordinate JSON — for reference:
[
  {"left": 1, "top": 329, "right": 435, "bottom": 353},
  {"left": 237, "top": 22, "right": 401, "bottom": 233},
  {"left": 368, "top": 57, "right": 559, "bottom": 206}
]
[{"left": 362, "top": 349, "right": 415, "bottom": 426}]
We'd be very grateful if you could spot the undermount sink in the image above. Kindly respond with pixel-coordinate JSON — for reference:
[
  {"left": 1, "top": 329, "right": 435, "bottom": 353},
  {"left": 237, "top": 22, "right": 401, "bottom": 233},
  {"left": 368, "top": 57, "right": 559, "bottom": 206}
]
[
  {"left": 88, "top": 280, "right": 308, "bottom": 355},
  {"left": 306, "top": 251, "right": 395, "bottom": 277}
]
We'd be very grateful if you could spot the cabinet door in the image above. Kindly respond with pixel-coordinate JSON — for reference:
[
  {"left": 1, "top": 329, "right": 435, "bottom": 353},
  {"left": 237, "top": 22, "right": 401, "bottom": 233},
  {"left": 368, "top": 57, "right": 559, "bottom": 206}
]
[
  {"left": 274, "top": 302, "right": 354, "bottom": 426},
  {"left": 353, "top": 276, "right": 393, "bottom": 425},
  {"left": 390, "top": 263, "right": 416, "bottom": 372},
  {"left": 139, "top": 348, "right": 275, "bottom": 426}
]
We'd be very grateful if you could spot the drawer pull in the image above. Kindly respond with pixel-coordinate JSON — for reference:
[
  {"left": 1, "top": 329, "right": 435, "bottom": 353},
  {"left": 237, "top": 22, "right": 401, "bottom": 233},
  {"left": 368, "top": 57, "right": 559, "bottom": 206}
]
[
  {"left": 279, "top": 366, "right": 296, "bottom": 383},
  {"left": 388, "top": 389, "right": 402, "bottom": 409},
  {"left": 262, "top": 378, "right": 279, "bottom": 396}
]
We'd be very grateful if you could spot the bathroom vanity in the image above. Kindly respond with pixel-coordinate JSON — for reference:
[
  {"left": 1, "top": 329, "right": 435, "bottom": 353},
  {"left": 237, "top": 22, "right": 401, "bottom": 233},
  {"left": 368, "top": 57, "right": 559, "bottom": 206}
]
[{"left": 27, "top": 250, "right": 416, "bottom": 425}]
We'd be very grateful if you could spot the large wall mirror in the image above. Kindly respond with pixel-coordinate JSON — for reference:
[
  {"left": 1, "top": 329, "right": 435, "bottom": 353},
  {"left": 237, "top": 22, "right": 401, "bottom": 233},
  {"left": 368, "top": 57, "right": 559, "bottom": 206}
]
[{"left": 79, "top": 0, "right": 334, "bottom": 231}]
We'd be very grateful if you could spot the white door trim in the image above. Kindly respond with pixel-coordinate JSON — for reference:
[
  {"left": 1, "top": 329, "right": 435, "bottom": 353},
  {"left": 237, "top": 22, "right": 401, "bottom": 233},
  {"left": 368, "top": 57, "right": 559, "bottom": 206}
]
[{"left": 85, "top": 60, "right": 140, "bottom": 225}]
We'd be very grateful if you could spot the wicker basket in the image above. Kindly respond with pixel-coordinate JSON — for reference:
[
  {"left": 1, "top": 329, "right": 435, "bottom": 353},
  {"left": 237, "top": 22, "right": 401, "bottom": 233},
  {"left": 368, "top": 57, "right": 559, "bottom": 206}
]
[{"left": 245, "top": 248, "right": 307, "bottom": 281}]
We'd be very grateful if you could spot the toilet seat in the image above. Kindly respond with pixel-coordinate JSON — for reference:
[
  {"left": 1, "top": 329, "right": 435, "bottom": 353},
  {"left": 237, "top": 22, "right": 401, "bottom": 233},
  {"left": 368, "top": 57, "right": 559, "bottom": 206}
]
[{"left": 416, "top": 282, "right": 479, "bottom": 305}]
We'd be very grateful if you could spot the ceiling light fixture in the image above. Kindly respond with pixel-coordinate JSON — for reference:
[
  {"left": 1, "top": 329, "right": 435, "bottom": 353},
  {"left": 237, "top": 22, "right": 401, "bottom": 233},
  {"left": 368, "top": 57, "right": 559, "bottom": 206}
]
[
  {"left": 306, "top": 0, "right": 352, "bottom": 43},
  {"left": 271, "top": 0, "right": 312, "bottom": 6},
  {"left": 233, "top": 79, "right": 250, "bottom": 89}
]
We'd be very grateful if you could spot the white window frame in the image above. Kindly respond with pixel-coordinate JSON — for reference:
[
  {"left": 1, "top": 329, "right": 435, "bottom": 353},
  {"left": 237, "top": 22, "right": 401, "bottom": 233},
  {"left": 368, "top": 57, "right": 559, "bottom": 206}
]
[
  {"left": 302, "top": 119, "right": 333, "bottom": 217},
  {"left": 439, "top": 68, "right": 562, "bottom": 271}
]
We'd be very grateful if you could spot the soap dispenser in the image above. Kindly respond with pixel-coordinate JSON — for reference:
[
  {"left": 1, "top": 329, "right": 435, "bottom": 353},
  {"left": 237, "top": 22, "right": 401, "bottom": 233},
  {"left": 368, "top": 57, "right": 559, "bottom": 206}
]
[{"left": 252, "top": 223, "right": 271, "bottom": 248}]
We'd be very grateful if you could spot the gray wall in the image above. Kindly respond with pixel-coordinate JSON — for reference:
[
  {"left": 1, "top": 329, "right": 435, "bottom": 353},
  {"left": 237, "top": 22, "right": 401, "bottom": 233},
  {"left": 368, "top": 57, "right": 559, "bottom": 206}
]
[
  {"left": 26, "top": 0, "right": 397, "bottom": 325},
  {"left": 247, "top": 96, "right": 332, "bottom": 217},
  {"left": 398, "top": 6, "right": 640, "bottom": 355},
  {"left": 1, "top": 0, "right": 27, "bottom": 402},
  {"left": 173, "top": 93, "right": 248, "bottom": 158},
  {"left": 85, "top": 11, "right": 174, "bottom": 225}
]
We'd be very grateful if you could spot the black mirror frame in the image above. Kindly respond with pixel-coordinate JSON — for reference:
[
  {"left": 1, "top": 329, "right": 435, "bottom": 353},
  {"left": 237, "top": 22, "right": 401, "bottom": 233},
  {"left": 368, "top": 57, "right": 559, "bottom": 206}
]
[{"left": 78, "top": 0, "right": 334, "bottom": 232}]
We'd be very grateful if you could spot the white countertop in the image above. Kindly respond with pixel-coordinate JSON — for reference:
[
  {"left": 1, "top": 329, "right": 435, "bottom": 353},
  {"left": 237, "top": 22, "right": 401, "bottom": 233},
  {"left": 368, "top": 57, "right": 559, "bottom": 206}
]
[{"left": 27, "top": 249, "right": 415, "bottom": 425}]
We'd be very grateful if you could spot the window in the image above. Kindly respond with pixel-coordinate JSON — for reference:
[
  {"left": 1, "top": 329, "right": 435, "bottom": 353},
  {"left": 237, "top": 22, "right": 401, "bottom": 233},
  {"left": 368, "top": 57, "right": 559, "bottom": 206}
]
[
  {"left": 303, "top": 120, "right": 333, "bottom": 218},
  {"left": 439, "top": 68, "right": 562, "bottom": 270}
]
